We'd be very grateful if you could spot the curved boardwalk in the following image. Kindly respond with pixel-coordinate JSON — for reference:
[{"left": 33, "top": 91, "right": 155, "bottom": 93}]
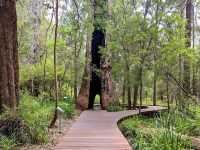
[{"left": 55, "top": 106, "right": 166, "bottom": 150}]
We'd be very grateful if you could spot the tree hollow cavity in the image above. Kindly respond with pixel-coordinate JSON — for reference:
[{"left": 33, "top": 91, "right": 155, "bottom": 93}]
[{"left": 88, "top": 29, "right": 105, "bottom": 109}]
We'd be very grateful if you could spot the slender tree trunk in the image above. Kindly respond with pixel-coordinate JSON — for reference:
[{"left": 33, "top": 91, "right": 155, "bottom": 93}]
[
  {"left": 183, "top": 0, "right": 192, "bottom": 93},
  {"left": 74, "top": 42, "right": 78, "bottom": 103},
  {"left": 133, "top": 85, "right": 138, "bottom": 109},
  {"left": 127, "top": 86, "right": 131, "bottom": 110},
  {"left": 50, "top": 0, "right": 59, "bottom": 128},
  {"left": 153, "top": 70, "right": 157, "bottom": 106},
  {"left": 139, "top": 67, "right": 143, "bottom": 114},
  {"left": 192, "top": 4, "right": 197, "bottom": 96},
  {"left": 122, "top": 76, "right": 126, "bottom": 106},
  {"left": 166, "top": 77, "right": 170, "bottom": 112},
  {"left": 43, "top": 8, "right": 54, "bottom": 92},
  {"left": 126, "top": 63, "right": 131, "bottom": 110},
  {"left": 0, "top": 0, "right": 19, "bottom": 112}
]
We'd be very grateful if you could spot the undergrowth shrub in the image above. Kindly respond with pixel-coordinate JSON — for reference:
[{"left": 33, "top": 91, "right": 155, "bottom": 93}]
[
  {"left": 156, "top": 109, "right": 200, "bottom": 136},
  {"left": 0, "top": 91, "right": 76, "bottom": 148},
  {"left": 0, "top": 134, "right": 16, "bottom": 150},
  {"left": 119, "top": 111, "right": 195, "bottom": 150},
  {"left": 59, "top": 97, "right": 75, "bottom": 119},
  {"left": 107, "top": 101, "right": 123, "bottom": 112}
]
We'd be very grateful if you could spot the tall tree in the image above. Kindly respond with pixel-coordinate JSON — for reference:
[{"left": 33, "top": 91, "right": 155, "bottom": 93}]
[
  {"left": 50, "top": 0, "right": 59, "bottom": 128},
  {"left": 0, "top": 0, "right": 19, "bottom": 112},
  {"left": 78, "top": 0, "right": 113, "bottom": 109},
  {"left": 28, "top": 0, "right": 43, "bottom": 64},
  {"left": 183, "top": 0, "right": 192, "bottom": 92}
]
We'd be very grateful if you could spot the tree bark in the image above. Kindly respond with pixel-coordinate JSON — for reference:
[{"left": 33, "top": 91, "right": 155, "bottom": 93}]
[
  {"left": 28, "top": 0, "right": 42, "bottom": 64},
  {"left": 77, "top": 35, "right": 91, "bottom": 109},
  {"left": 122, "top": 76, "right": 126, "bottom": 105},
  {"left": 74, "top": 42, "right": 78, "bottom": 103},
  {"left": 49, "top": 0, "right": 59, "bottom": 128},
  {"left": 0, "top": 0, "right": 19, "bottom": 112},
  {"left": 133, "top": 85, "right": 138, "bottom": 109},
  {"left": 101, "top": 52, "right": 113, "bottom": 109},
  {"left": 183, "top": 0, "right": 192, "bottom": 92},
  {"left": 78, "top": 0, "right": 113, "bottom": 110},
  {"left": 166, "top": 77, "right": 170, "bottom": 112},
  {"left": 139, "top": 67, "right": 143, "bottom": 114},
  {"left": 126, "top": 64, "right": 131, "bottom": 110},
  {"left": 153, "top": 70, "right": 157, "bottom": 106}
]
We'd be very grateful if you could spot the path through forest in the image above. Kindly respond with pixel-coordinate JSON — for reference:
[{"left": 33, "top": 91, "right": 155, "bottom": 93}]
[{"left": 55, "top": 106, "right": 165, "bottom": 150}]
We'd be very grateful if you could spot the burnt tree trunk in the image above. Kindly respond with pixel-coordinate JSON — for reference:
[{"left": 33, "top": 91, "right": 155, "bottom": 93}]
[
  {"left": 78, "top": 0, "right": 113, "bottom": 110},
  {"left": 0, "top": 0, "right": 19, "bottom": 112},
  {"left": 88, "top": 30, "right": 104, "bottom": 109}
]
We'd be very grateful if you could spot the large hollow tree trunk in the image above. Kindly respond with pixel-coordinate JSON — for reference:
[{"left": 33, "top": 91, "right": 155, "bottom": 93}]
[
  {"left": 78, "top": 0, "right": 113, "bottom": 110},
  {"left": 0, "top": 0, "right": 19, "bottom": 112},
  {"left": 88, "top": 29, "right": 103, "bottom": 109}
]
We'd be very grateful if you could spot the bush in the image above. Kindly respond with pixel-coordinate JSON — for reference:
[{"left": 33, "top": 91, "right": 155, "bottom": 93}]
[
  {"left": 18, "top": 92, "right": 52, "bottom": 144},
  {"left": 156, "top": 109, "right": 200, "bottom": 137},
  {"left": 0, "top": 134, "right": 16, "bottom": 150},
  {"left": 0, "top": 91, "right": 76, "bottom": 148},
  {"left": 107, "top": 101, "right": 123, "bottom": 112},
  {"left": 150, "top": 131, "right": 192, "bottom": 150},
  {"left": 59, "top": 97, "right": 75, "bottom": 119},
  {"left": 119, "top": 114, "right": 194, "bottom": 150},
  {"left": 0, "top": 112, "right": 31, "bottom": 144}
]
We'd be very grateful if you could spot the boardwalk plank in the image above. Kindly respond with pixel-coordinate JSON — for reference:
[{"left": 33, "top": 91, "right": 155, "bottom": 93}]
[{"left": 55, "top": 106, "right": 165, "bottom": 150}]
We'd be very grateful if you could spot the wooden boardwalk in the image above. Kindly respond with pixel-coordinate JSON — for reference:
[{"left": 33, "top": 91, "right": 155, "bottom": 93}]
[{"left": 55, "top": 106, "right": 165, "bottom": 150}]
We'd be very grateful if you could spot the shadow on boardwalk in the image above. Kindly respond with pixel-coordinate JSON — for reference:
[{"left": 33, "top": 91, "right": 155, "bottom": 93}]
[{"left": 55, "top": 106, "right": 166, "bottom": 150}]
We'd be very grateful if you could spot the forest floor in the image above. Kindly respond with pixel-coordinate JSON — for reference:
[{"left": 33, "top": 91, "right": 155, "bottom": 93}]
[{"left": 20, "top": 110, "right": 81, "bottom": 150}]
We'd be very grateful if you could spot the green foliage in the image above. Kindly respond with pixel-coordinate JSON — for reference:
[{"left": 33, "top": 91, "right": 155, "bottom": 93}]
[
  {"left": 183, "top": 119, "right": 200, "bottom": 136},
  {"left": 59, "top": 97, "right": 75, "bottom": 119},
  {"left": 119, "top": 110, "right": 200, "bottom": 150},
  {"left": 150, "top": 131, "right": 192, "bottom": 150},
  {"left": 0, "top": 92, "right": 76, "bottom": 148},
  {"left": 18, "top": 92, "right": 53, "bottom": 144},
  {"left": 0, "top": 134, "right": 16, "bottom": 150},
  {"left": 107, "top": 101, "right": 123, "bottom": 112},
  {"left": 156, "top": 110, "right": 200, "bottom": 136}
]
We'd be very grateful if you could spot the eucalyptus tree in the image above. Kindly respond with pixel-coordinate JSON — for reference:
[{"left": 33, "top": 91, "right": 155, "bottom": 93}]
[
  {"left": 107, "top": 0, "right": 191, "bottom": 111},
  {"left": 28, "top": 0, "right": 43, "bottom": 64},
  {"left": 50, "top": 0, "right": 59, "bottom": 128},
  {"left": 0, "top": 0, "right": 19, "bottom": 112},
  {"left": 77, "top": 0, "right": 113, "bottom": 110}
]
